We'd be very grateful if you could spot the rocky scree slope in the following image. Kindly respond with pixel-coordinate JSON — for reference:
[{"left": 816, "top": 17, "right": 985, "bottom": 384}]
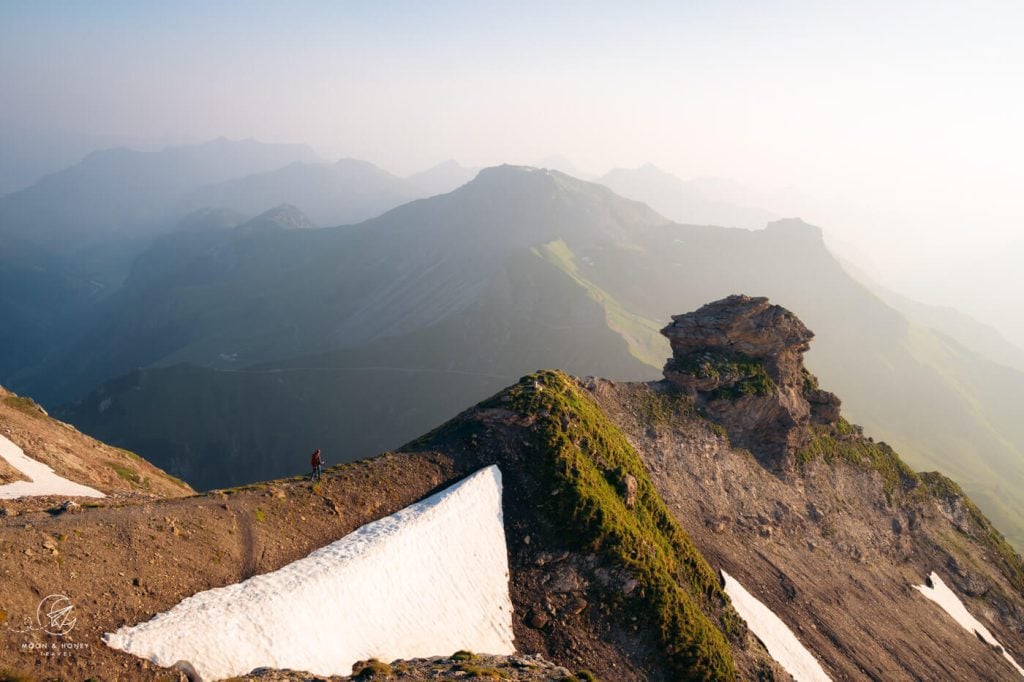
[
  {"left": 236, "top": 652, "right": 600, "bottom": 681},
  {"left": 0, "top": 384, "right": 192, "bottom": 513},
  {"left": 592, "top": 295, "right": 1024, "bottom": 679},
  {"left": 401, "top": 295, "right": 1024, "bottom": 681}
]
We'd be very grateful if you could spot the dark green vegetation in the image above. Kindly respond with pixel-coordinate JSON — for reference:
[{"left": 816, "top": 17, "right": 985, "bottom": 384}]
[
  {"left": 492, "top": 370, "right": 739, "bottom": 680},
  {"left": 795, "top": 417, "right": 1024, "bottom": 598},
  {"left": 4, "top": 156, "right": 1023, "bottom": 549},
  {"left": 1, "top": 396, "right": 46, "bottom": 420},
  {"left": 631, "top": 384, "right": 702, "bottom": 429},
  {"left": 353, "top": 659, "right": 393, "bottom": 680},
  {"left": 569, "top": 672, "right": 599, "bottom": 682},
  {"left": 796, "top": 419, "right": 918, "bottom": 496},
  {"left": 920, "top": 471, "right": 1024, "bottom": 595},
  {"left": 457, "top": 665, "right": 507, "bottom": 679},
  {"left": 105, "top": 461, "right": 142, "bottom": 484},
  {"left": 669, "top": 350, "right": 776, "bottom": 400}
]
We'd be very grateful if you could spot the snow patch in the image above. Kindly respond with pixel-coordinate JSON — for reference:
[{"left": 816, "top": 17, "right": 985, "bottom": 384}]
[
  {"left": 914, "top": 571, "right": 1024, "bottom": 677},
  {"left": 721, "top": 570, "right": 830, "bottom": 682},
  {"left": 105, "top": 465, "right": 514, "bottom": 680},
  {"left": 0, "top": 434, "right": 104, "bottom": 499}
]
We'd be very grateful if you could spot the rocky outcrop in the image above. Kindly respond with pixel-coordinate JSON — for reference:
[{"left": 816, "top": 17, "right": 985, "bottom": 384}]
[{"left": 662, "top": 295, "right": 840, "bottom": 469}]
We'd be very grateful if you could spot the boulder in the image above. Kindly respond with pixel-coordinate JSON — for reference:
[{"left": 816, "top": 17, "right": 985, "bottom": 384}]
[{"left": 661, "top": 295, "right": 841, "bottom": 469}]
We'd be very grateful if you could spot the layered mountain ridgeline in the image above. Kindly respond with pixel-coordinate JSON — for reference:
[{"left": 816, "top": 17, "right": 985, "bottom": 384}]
[
  {"left": 39, "top": 165, "right": 1024, "bottom": 553},
  {"left": 598, "top": 164, "right": 777, "bottom": 230},
  {"left": 0, "top": 138, "right": 317, "bottom": 388},
  {"left": 179, "top": 157, "right": 476, "bottom": 228},
  {"left": 0, "top": 140, "right": 472, "bottom": 392},
  {"left": 4, "top": 298, "right": 1024, "bottom": 681},
  {"left": 0, "top": 384, "right": 193, "bottom": 512}
]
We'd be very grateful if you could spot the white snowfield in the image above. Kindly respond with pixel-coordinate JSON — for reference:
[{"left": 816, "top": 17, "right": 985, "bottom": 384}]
[
  {"left": 0, "top": 433, "right": 104, "bottom": 499},
  {"left": 721, "top": 570, "right": 831, "bottom": 682},
  {"left": 914, "top": 571, "right": 1024, "bottom": 677},
  {"left": 105, "top": 465, "right": 515, "bottom": 681}
]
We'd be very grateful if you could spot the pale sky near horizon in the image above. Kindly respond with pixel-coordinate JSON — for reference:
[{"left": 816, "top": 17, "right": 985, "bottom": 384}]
[{"left": 2, "top": 1, "right": 1022, "bottom": 343}]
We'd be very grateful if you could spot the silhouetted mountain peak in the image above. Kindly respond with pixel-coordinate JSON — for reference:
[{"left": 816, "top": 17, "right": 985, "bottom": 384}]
[
  {"left": 237, "top": 203, "right": 316, "bottom": 232},
  {"left": 764, "top": 217, "right": 824, "bottom": 241},
  {"left": 175, "top": 206, "right": 248, "bottom": 232}
]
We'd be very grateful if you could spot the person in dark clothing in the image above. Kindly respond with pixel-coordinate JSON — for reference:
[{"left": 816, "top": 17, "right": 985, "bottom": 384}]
[{"left": 310, "top": 448, "right": 323, "bottom": 482}]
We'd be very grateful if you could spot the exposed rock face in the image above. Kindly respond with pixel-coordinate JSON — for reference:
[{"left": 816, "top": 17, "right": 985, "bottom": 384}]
[{"left": 662, "top": 295, "right": 840, "bottom": 468}]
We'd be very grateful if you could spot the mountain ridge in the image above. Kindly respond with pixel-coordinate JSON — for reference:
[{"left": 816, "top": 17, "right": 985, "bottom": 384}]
[
  {"left": 3, "top": 297, "right": 1024, "bottom": 680},
  {"left": 7, "top": 162, "right": 1024, "bottom": 551}
]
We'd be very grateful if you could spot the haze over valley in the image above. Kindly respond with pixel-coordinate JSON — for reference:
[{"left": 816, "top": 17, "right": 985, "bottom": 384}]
[{"left": 2, "top": 3, "right": 1024, "bottom": 681}]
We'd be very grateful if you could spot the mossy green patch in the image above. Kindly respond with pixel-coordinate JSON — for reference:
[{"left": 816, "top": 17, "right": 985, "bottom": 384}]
[
  {"left": 632, "top": 385, "right": 697, "bottom": 428},
  {"left": 2, "top": 396, "right": 47, "bottom": 420},
  {"left": 353, "top": 659, "right": 392, "bottom": 679},
  {"left": 796, "top": 420, "right": 918, "bottom": 496},
  {"left": 921, "top": 471, "right": 1024, "bottom": 594},
  {"left": 492, "top": 370, "right": 738, "bottom": 680},
  {"left": 798, "top": 419, "right": 1024, "bottom": 596},
  {"left": 106, "top": 461, "right": 142, "bottom": 485},
  {"left": 458, "top": 665, "right": 506, "bottom": 679},
  {"left": 668, "top": 350, "right": 775, "bottom": 400}
]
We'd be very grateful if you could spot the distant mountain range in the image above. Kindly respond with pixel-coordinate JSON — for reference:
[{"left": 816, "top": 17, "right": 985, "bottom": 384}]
[
  {"left": 597, "top": 163, "right": 778, "bottom": 229},
  {"left": 179, "top": 157, "right": 478, "bottom": 227},
  {"left": 0, "top": 140, "right": 476, "bottom": 392},
  {"left": 4, "top": 156, "right": 1017, "bottom": 552}
]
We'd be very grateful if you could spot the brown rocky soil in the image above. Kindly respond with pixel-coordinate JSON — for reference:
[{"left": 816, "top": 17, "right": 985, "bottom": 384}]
[
  {"left": 237, "top": 653, "right": 596, "bottom": 681},
  {"left": 0, "top": 452, "right": 457, "bottom": 681},
  {"left": 589, "top": 313, "right": 1024, "bottom": 682},
  {"left": 402, "top": 387, "right": 786, "bottom": 682},
  {"left": 589, "top": 377, "right": 1024, "bottom": 679},
  {"left": 575, "top": 295, "right": 1024, "bottom": 680},
  {"left": 0, "top": 385, "right": 194, "bottom": 513}
]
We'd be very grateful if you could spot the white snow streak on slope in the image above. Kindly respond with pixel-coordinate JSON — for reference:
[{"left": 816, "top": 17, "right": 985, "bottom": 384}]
[
  {"left": 722, "top": 570, "right": 831, "bottom": 682},
  {"left": 105, "top": 465, "right": 514, "bottom": 681},
  {"left": 0, "top": 433, "right": 104, "bottom": 499},
  {"left": 914, "top": 571, "right": 1024, "bottom": 677}
]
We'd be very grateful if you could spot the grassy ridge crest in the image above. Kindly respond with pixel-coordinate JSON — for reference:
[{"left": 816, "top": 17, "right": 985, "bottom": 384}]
[{"left": 492, "top": 370, "right": 738, "bottom": 680}]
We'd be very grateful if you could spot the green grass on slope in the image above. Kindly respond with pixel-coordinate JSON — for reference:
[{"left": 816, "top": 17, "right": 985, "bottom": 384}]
[
  {"left": 2, "top": 395, "right": 49, "bottom": 420},
  {"left": 532, "top": 240, "right": 669, "bottom": 370},
  {"left": 920, "top": 471, "right": 1024, "bottom": 595},
  {"left": 796, "top": 418, "right": 919, "bottom": 498},
  {"left": 797, "top": 418, "right": 1024, "bottom": 597},
  {"left": 493, "top": 370, "right": 738, "bottom": 681}
]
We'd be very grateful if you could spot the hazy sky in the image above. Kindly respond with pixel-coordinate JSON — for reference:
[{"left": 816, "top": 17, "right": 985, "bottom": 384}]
[{"left": 2, "top": 1, "right": 1022, "bottom": 342}]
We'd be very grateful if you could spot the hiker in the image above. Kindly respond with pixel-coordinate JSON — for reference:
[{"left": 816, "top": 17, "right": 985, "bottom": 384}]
[{"left": 310, "top": 448, "right": 323, "bottom": 482}]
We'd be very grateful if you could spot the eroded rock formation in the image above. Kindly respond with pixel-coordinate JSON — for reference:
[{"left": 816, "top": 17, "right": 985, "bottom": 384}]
[{"left": 662, "top": 294, "right": 840, "bottom": 468}]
